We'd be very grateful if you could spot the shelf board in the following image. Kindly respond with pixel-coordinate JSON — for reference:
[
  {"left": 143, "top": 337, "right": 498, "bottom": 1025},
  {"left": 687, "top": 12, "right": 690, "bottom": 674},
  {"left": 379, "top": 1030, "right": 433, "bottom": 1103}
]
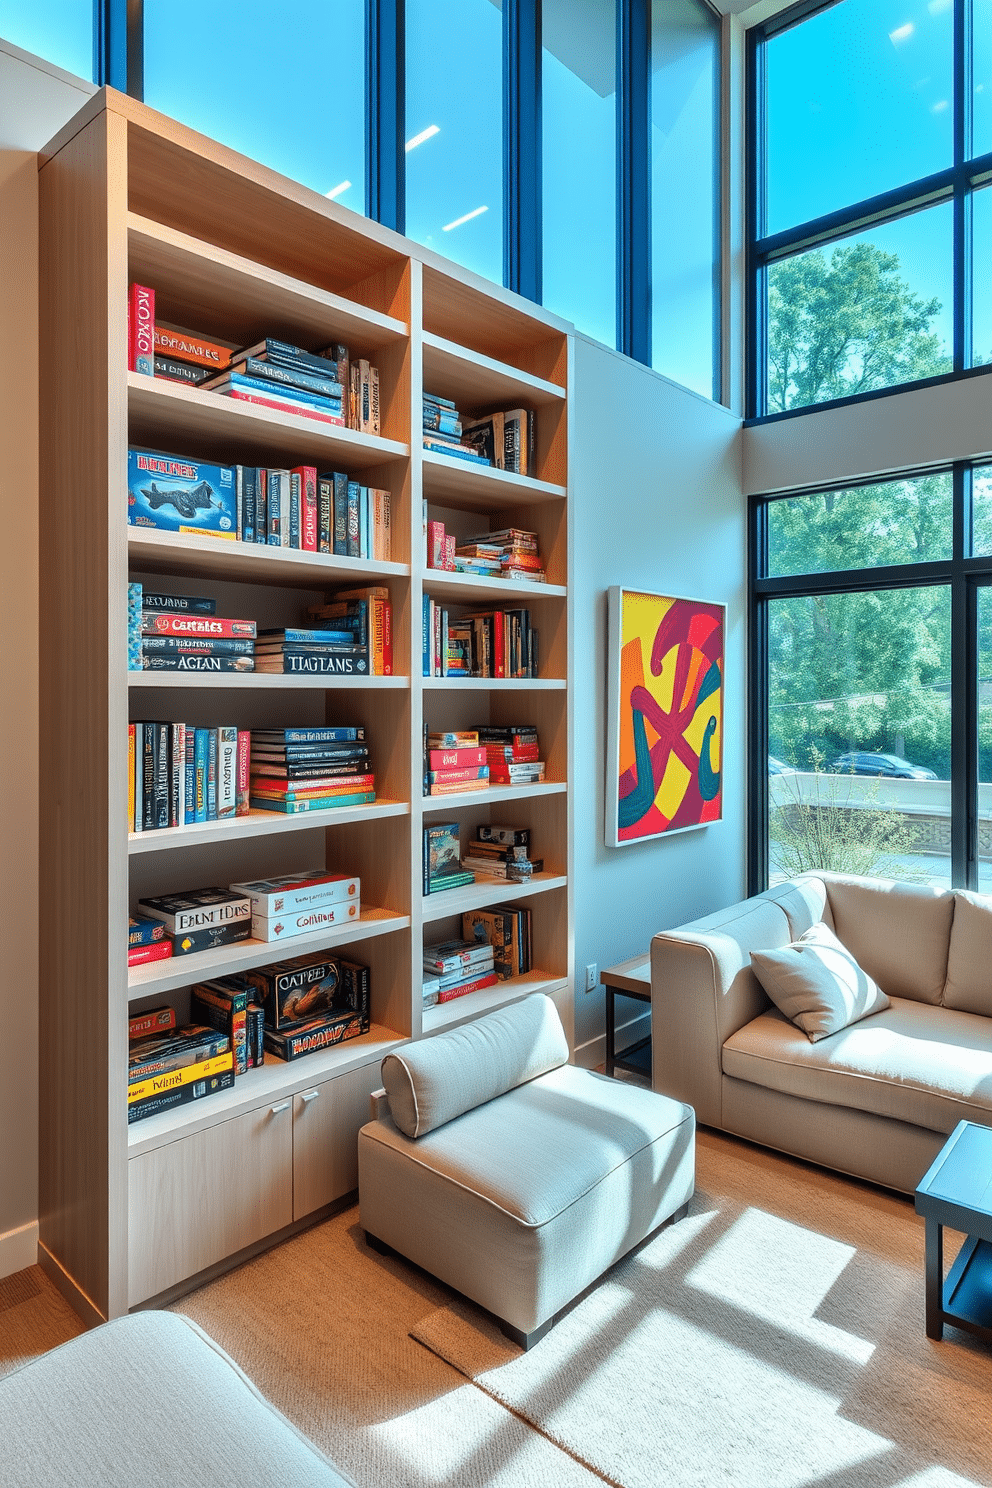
[
  {"left": 128, "top": 373, "right": 409, "bottom": 469},
  {"left": 422, "top": 451, "right": 566, "bottom": 512},
  {"left": 422, "top": 676, "right": 565, "bottom": 691},
  {"left": 126, "top": 1020, "right": 408, "bottom": 1156},
  {"left": 423, "top": 973, "right": 569, "bottom": 1033},
  {"left": 421, "top": 568, "right": 565, "bottom": 602},
  {"left": 421, "top": 782, "right": 567, "bottom": 813},
  {"left": 129, "top": 671, "right": 409, "bottom": 690},
  {"left": 128, "top": 213, "right": 409, "bottom": 353},
  {"left": 422, "top": 331, "right": 566, "bottom": 414},
  {"left": 127, "top": 908, "right": 410, "bottom": 997},
  {"left": 421, "top": 873, "right": 567, "bottom": 924},
  {"left": 128, "top": 526, "right": 408, "bottom": 588},
  {"left": 129, "top": 799, "right": 409, "bottom": 854}
]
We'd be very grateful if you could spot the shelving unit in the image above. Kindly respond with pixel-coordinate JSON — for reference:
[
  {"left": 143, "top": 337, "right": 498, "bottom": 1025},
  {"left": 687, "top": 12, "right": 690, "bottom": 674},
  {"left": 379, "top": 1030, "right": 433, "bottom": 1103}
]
[{"left": 38, "top": 87, "right": 572, "bottom": 1323}]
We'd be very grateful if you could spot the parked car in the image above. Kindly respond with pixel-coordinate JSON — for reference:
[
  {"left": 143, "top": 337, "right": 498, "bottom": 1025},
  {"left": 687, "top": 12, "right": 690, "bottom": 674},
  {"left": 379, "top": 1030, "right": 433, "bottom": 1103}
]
[
  {"left": 767, "top": 756, "right": 796, "bottom": 774},
  {"left": 828, "top": 751, "right": 938, "bottom": 780}
]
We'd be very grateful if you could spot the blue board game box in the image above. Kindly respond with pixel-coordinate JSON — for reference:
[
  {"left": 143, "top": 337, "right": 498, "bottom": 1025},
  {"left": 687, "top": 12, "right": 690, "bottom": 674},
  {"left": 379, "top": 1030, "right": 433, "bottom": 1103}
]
[{"left": 128, "top": 448, "right": 237, "bottom": 539}]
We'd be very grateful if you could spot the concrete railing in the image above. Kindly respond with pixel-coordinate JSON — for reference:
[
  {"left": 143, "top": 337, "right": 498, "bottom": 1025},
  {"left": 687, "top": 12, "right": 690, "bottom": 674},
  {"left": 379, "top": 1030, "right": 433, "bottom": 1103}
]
[{"left": 768, "top": 772, "right": 992, "bottom": 855}]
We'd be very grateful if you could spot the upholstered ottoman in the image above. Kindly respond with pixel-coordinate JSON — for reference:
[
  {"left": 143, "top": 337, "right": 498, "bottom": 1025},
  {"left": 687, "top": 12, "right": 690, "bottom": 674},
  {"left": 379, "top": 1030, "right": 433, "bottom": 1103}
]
[{"left": 358, "top": 993, "right": 695, "bottom": 1347}]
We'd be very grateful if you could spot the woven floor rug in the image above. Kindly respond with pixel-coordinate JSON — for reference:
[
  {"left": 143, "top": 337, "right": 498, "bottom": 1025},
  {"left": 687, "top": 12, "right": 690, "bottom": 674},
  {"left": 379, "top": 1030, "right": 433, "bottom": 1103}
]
[{"left": 411, "top": 1129, "right": 992, "bottom": 1488}]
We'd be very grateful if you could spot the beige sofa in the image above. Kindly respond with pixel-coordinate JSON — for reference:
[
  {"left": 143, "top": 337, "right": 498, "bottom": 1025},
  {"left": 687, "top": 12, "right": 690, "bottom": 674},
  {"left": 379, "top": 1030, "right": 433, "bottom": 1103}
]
[{"left": 651, "top": 872, "right": 992, "bottom": 1194}]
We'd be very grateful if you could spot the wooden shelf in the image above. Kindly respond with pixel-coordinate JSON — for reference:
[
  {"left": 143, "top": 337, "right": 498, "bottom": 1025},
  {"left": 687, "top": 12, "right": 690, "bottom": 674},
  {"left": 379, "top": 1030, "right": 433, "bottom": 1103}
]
[
  {"left": 127, "top": 907, "right": 410, "bottom": 998},
  {"left": 128, "top": 526, "right": 408, "bottom": 588},
  {"left": 422, "top": 332, "right": 566, "bottom": 414},
  {"left": 129, "top": 671, "right": 409, "bottom": 689},
  {"left": 128, "top": 799, "right": 409, "bottom": 854},
  {"left": 422, "top": 676, "right": 565, "bottom": 691},
  {"left": 421, "top": 782, "right": 566, "bottom": 813},
  {"left": 420, "top": 568, "right": 565, "bottom": 603},
  {"left": 129, "top": 374, "right": 409, "bottom": 470},
  {"left": 422, "top": 450, "right": 566, "bottom": 511},
  {"left": 423, "top": 973, "right": 568, "bottom": 1033},
  {"left": 421, "top": 873, "right": 567, "bottom": 924}
]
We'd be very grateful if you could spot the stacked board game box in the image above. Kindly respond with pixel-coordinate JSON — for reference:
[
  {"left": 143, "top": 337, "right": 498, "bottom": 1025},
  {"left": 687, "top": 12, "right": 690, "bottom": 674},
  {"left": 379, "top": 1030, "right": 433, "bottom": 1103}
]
[
  {"left": 128, "top": 721, "right": 251, "bottom": 832},
  {"left": 200, "top": 338, "right": 350, "bottom": 427},
  {"left": 136, "top": 886, "right": 253, "bottom": 959},
  {"left": 305, "top": 587, "right": 393, "bottom": 676},
  {"left": 425, "top": 731, "right": 490, "bottom": 797},
  {"left": 127, "top": 1017, "right": 234, "bottom": 1124},
  {"left": 246, "top": 950, "right": 371, "bottom": 1060},
  {"left": 423, "top": 821, "right": 474, "bottom": 894},
  {"left": 462, "top": 903, "right": 533, "bottom": 980},
  {"left": 230, "top": 870, "right": 361, "bottom": 944},
  {"left": 128, "top": 914, "right": 171, "bottom": 968},
  {"left": 130, "top": 586, "right": 255, "bottom": 673},
  {"left": 460, "top": 823, "right": 543, "bottom": 882},
  {"left": 422, "top": 938, "right": 497, "bottom": 1003},
  {"left": 477, "top": 725, "right": 545, "bottom": 784},
  {"left": 127, "top": 282, "right": 236, "bottom": 387},
  {"left": 422, "top": 391, "right": 489, "bottom": 464},
  {"left": 248, "top": 727, "right": 374, "bottom": 815},
  {"left": 455, "top": 527, "right": 545, "bottom": 582}
]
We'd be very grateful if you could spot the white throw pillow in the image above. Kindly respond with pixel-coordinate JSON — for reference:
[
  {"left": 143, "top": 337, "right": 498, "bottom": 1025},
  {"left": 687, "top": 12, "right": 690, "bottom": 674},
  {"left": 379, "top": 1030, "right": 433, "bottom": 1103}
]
[{"left": 750, "top": 921, "right": 891, "bottom": 1042}]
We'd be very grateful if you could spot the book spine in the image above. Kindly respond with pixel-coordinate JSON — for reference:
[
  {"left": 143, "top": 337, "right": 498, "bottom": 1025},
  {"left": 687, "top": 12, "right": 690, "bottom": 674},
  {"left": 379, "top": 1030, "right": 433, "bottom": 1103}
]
[
  {"left": 170, "top": 722, "right": 186, "bottom": 827},
  {"left": 184, "top": 725, "right": 196, "bottom": 823},
  {"left": 227, "top": 390, "right": 346, "bottom": 427},
  {"left": 346, "top": 481, "right": 360, "bottom": 558},
  {"left": 236, "top": 731, "right": 250, "bottom": 816},
  {"left": 359, "top": 358, "right": 371, "bottom": 432},
  {"left": 422, "top": 594, "right": 431, "bottom": 678},
  {"left": 248, "top": 791, "right": 375, "bottom": 813},
  {"left": 437, "top": 971, "right": 500, "bottom": 1002},
  {"left": 289, "top": 470, "right": 301, "bottom": 548},
  {"left": 266, "top": 468, "right": 282, "bottom": 546},
  {"left": 128, "top": 724, "right": 135, "bottom": 832},
  {"left": 317, "top": 474, "right": 332, "bottom": 554},
  {"left": 153, "top": 722, "right": 169, "bottom": 829},
  {"left": 128, "top": 1005, "right": 176, "bottom": 1039},
  {"left": 206, "top": 729, "right": 218, "bottom": 820},
  {"left": 359, "top": 485, "right": 369, "bottom": 560},
  {"left": 255, "top": 467, "right": 267, "bottom": 545},
  {"left": 241, "top": 465, "right": 256, "bottom": 543},
  {"left": 128, "top": 581, "right": 142, "bottom": 670},
  {"left": 153, "top": 354, "right": 211, "bottom": 386},
  {"left": 194, "top": 728, "right": 208, "bottom": 823},
  {"left": 142, "top": 724, "right": 154, "bottom": 830},
  {"left": 127, "top": 940, "right": 174, "bottom": 967},
  {"left": 129, "top": 284, "right": 154, "bottom": 375},
  {"left": 133, "top": 722, "right": 143, "bottom": 834},
  {"left": 153, "top": 326, "right": 232, "bottom": 370},
  {"left": 141, "top": 615, "right": 256, "bottom": 639},
  {"left": 216, "top": 726, "right": 238, "bottom": 819},
  {"left": 141, "top": 636, "right": 255, "bottom": 656},
  {"left": 333, "top": 471, "right": 348, "bottom": 555}
]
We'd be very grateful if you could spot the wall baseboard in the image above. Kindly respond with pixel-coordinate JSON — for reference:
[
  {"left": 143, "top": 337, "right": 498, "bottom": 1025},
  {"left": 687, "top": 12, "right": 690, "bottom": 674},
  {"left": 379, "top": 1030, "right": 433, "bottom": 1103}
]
[
  {"left": 0, "top": 1220, "right": 38, "bottom": 1281},
  {"left": 574, "top": 1010, "right": 651, "bottom": 1071}
]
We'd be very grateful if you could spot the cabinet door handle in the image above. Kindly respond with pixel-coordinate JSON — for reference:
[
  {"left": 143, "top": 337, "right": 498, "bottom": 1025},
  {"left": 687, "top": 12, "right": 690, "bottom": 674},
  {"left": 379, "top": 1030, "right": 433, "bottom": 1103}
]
[
  {"left": 269, "top": 1100, "right": 291, "bottom": 1116},
  {"left": 300, "top": 1089, "right": 320, "bottom": 1105}
]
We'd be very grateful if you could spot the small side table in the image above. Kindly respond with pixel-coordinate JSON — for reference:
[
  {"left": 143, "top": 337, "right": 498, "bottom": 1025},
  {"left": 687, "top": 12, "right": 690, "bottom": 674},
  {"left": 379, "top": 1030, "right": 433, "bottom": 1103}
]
[
  {"left": 603, "top": 954, "right": 651, "bottom": 1079},
  {"left": 915, "top": 1119, "right": 992, "bottom": 1345}
]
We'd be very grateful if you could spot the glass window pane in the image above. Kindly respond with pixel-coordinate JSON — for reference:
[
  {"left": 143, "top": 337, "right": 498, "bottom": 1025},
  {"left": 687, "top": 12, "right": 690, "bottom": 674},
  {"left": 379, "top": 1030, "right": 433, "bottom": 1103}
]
[
  {"left": 764, "top": 0, "right": 953, "bottom": 237},
  {"left": 975, "top": 0, "right": 992, "bottom": 159},
  {"left": 978, "top": 586, "right": 992, "bottom": 892},
  {"left": 405, "top": 0, "right": 503, "bottom": 285},
  {"left": 144, "top": 1, "right": 365, "bottom": 211},
  {"left": 768, "top": 473, "right": 953, "bottom": 579},
  {"left": 542, "top": 0, "right": 616, "bottom": 348},
  {"left": 973, "top": 465, "right": 992, "bottom": 557},
  {"left": 766, "top": 204, "right": 953, "bottom": 413},
  {"left": 768, "top": 588, "right": 951, "bottom": 889},
  {"left": 650, "top": 0, "right": 720, "bottom": 401},
  {"left": 974, "top": 187, "right": 992, "bottom": 371},
  {"left": 0, "top": 0, "right": 91, "bottom": 79}
]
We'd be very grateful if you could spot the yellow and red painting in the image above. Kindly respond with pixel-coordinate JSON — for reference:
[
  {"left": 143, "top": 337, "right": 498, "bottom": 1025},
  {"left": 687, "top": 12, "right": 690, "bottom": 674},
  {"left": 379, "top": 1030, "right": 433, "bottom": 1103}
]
[{"left": 606, "top": 589, "right": 724, "bottom": 846}]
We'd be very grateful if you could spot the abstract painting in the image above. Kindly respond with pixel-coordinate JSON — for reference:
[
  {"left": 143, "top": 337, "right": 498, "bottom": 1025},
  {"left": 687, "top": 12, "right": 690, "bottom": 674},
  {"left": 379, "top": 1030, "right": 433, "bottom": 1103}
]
[{"left": 606, "top": 588, "right": 724, "bottom": 847}]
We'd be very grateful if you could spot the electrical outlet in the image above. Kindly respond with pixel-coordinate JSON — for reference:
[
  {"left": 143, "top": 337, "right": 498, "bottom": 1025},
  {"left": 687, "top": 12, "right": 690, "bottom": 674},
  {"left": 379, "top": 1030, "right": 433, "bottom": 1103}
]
[{"left": 585, "top": 963, "right": 598, "bottom": 992}]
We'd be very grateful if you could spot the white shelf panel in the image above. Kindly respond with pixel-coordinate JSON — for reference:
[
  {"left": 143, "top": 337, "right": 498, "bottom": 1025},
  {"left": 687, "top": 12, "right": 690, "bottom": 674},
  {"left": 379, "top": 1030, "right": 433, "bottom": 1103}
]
[
  {"left": 127, "top": 1020, "right": 408, "bottom": 1156},
  {"left": 422, "top": 676, "right": 565, "bottom": 691},
  {"left": 422, "top": 331, "right": 566, "bottom": 412},
  {"left": 420, "top": 568, "right": 565, "bottom": 603},
  {"left": 422, "top": 782, "right": 566, "bottom": 813},
  {"left": 128, "top": 373, "right": 409, "bottom": 469},
  {"left": 423, "top": 973, "right": 568, "bottom": 1034},
  {"left": 129, "top": 799, "right": 409, "bottom": 855},
  {"left": 129, "top": 671, "right": 409, "bottom": 690},
  {"left": 127, "top": 907, "right": 410, "bottom": 998},
  {"left": 128, "top": 526, "right": 408, "bottom": 588},
  {"left": 421, "top": 873, "right": 567, "bottom": 924},
  {"left": 422, "top": 450, "right": 566, "bottom": 512}
]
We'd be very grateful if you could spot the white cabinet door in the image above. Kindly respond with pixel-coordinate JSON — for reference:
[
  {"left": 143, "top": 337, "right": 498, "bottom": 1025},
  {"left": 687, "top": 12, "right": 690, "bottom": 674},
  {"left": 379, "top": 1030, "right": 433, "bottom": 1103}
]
[{"left": 293, "top": 1063, "right": 382, "bottom": 1220}]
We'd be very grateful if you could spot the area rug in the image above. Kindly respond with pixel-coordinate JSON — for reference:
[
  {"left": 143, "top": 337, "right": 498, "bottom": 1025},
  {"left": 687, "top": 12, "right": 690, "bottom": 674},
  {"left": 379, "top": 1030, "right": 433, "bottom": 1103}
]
[{"left": 411, "top": 1130, "right": 992, "bottom": 1488}]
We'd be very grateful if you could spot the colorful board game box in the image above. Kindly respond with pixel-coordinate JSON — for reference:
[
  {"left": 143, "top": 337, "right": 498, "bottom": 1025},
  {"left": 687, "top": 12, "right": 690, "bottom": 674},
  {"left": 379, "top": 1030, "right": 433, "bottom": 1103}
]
[{"left": 127, "top": 448, "right": 237, "bottom": 538}]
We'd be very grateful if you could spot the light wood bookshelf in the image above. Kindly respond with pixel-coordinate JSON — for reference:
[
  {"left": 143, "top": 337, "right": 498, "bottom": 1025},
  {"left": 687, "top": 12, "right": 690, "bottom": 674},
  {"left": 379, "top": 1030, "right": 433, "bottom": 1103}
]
[{"left": 38, "top": 87, "right": 573, "bottom": 1323}]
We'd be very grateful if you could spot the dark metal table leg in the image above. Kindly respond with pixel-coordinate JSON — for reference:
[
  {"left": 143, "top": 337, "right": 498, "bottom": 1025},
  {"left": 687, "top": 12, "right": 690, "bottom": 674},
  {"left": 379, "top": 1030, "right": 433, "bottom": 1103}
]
[
  {"left": 605, "top": 985, "right": 615, "bottom": 1078},
  {"left": 925, "top": 1215, "right": 944, "bottom": 1340}
]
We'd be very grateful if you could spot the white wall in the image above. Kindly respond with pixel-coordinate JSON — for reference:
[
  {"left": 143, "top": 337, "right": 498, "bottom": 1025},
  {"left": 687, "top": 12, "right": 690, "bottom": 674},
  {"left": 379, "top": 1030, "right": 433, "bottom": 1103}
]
[
  {"left": 570, "top": 335, "right": 745, "bottom": 1064},
  {"left": 0, "top": 40, "right": 95, "bottom": 1279}
]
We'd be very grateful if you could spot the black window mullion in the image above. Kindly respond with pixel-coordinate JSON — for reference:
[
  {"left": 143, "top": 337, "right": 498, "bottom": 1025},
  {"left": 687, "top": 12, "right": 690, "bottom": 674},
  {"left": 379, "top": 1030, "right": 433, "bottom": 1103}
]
[
  {"left": 504, "top": 0, "right": 541, "bottom": 301},
  {"left": 745, "top": 23, "right": 764, "bottom": 418},
  {"left": 95, "top": 0, "right": 142, "bottom": 96},
  {"left": 616, "top": 0, "right": 650, "bottom": 363},
  {"left": 748, "top": 495, "right": 769, "bottom": 896},
  {"left": 366, "top": 0, "right": 404, "bottom": 232}
]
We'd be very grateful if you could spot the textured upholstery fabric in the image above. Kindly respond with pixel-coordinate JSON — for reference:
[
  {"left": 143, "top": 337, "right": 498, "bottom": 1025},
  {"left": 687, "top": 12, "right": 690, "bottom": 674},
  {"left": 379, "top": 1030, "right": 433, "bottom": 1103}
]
[
  {"left": 722, "top": 996, "right": 992, "bottom": 1134},
  {"left": 759, "top": 875, "right": 833, "bottom": 939},
  {"left": 822, "top": 873, "right": 954, "bottom": 1005},
  {"left": 0, "top": 1311, "right": 355, "bottom": 1488},
  {"left": 943, "top": 889, "right": 992, "bottom": 1015},
  {"left": 380, "top": 993, "right": 569, "bottom": 1138},
  {"left": 360, "top": 1067, "right": 694, "bottom": 1335},
  {"left": 751, "top": 921, "right": 890, "bottom": 1042}
]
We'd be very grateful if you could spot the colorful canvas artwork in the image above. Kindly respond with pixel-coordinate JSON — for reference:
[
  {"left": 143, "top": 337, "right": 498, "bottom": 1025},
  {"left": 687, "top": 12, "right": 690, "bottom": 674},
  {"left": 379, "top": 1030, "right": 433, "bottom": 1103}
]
[{"left": 606, "top": 588, "right": 724, "bottom": 847}]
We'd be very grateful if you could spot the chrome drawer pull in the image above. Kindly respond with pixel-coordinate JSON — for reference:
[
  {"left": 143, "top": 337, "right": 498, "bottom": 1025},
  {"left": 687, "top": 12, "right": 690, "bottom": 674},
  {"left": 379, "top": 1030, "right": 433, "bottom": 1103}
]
[{"left": 269, "top": 1100, "right": 291, "bottom": 1115}]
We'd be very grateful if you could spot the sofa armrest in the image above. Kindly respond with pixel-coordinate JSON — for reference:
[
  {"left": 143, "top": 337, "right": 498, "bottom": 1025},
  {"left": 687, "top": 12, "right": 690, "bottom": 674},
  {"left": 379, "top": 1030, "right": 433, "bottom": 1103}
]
[{"left": 650, "top": 896, "right": 792, "bottom": 1127}]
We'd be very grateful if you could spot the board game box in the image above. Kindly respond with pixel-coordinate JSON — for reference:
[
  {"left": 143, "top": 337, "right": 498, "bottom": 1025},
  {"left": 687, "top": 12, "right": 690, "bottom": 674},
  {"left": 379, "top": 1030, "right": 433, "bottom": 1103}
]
[{"left": 128, "top": 448, "right": 237, "bottom": 538}]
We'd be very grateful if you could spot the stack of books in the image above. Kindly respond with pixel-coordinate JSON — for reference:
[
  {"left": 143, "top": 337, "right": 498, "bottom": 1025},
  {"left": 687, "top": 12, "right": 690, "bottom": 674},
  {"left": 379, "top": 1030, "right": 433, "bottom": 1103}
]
[
  {"left": 128, "top": 915, "right": 172, "bottom": 968},
  {"left": 422, "top": 938, "right": 498, "bottom": 1004},
  {"left": 248, "top": 727, "right": 375, "bottom": 815},
  {"left": 460, "top": 823, "right": 543, "bottom": 882},
  {"left": 128, "top": 722, "right": 251, "bottom": 832},
  {"left": 423, "top": 821, "right": 474, "bottom": 894},
  {"left": 136, "top": 886, "right": 253, "bottom": 959},
  {"left": 460, "top": 409, "right": 536, "bottom": 475},
  {"left": 229, "top": 869, "right": 361, "bottom": 945},
  {"left": 128, "top": 283, "right": 236, "bottom": 387},
  {"left": 136, "top": 589, "right": 256, "bottom": 672},
  {"left": 423, "top": 391, "right": 489, "bottom": 464},
  {"left": 425, "top": 731, "right": 490, "bottom": 796},
  {"left": 254, "top": 625, "right": 370, "bottom": 677},
  {"left": 306, "top": 586, "right": 393, "bottom": 675},
  {"left": 479, "top": 725, "right": 545, "bottom": 784},
  {"left": 127, "top": 1010, "right": 235, "bottom": 1124},
  {"left": 462, "top": 904, "right": 532, "bottom": 980},
  {"left": 246, "top": 950, "right": 370, "bottom": 1061},
  {"left": 456, "top": 527, "right": 546, "bottom": 582},
  {"left": 200, "top": 338, "right": 350, "bottom": 428}
]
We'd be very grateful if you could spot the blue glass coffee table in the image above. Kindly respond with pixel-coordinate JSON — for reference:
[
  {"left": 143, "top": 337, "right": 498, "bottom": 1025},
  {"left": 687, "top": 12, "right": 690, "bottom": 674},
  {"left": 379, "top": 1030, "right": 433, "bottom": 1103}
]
[{"left": 915, "top": 1120, "right": 992, "bottom": 1344}]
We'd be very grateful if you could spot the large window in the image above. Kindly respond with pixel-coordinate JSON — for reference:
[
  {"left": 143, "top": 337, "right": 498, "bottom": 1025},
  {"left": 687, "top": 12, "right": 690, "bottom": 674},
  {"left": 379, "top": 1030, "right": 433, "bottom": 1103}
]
[
  {"left": 0, "top": 0, "right": 91, "bottom": 79},
  {"left": 750, "top": 0, "right": 992, "bottom": 417},
  {"left": 754, "top": 465, "right": 992, "bottom": 894}
]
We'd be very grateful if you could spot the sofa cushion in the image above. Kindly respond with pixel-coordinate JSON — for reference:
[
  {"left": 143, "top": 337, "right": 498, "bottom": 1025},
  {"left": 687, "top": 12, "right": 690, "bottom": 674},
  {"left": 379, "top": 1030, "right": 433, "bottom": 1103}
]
[
  {"left": 822, "top": 874, "right": 954, "bottom": 1005},
  {"left": 943, "top": 889, "right": 992, "bottom": 1016},
  {"left": 759, "top": 875, "right": 833, "bottom": 939},
  {"left": 751, "top": 922, "right": 890, "bottom": 1042},
  {"left": 722, "top": 996, "right": 992, "bottom": 1135},
  {"left": 380, "top": 992, "right": 568, "bottom": 1138}
]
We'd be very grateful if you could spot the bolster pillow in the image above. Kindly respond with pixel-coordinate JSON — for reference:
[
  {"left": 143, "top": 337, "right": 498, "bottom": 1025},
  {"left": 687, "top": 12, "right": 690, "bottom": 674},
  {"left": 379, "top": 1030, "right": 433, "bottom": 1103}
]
[{"left": 380, "top": 993, "right": 569, "bottom": 1137}]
